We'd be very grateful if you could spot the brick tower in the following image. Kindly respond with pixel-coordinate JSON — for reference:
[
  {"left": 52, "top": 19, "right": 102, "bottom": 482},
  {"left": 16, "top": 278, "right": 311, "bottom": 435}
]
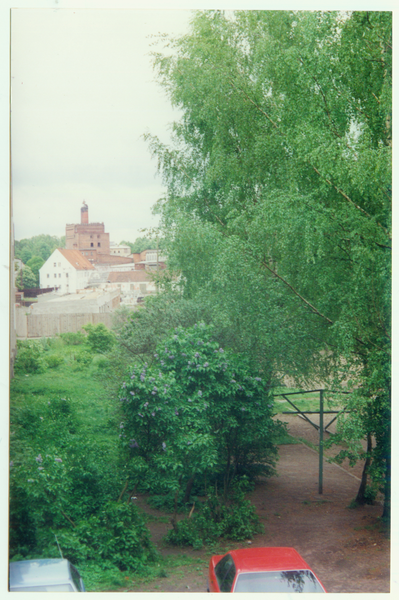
[{"left": 65, "top": 202, "right": 110, "bottom": 262}]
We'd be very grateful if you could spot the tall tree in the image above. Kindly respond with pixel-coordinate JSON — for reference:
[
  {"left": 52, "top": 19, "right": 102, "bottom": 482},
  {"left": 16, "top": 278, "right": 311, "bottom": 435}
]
[{"left": 145, "top": 11, "right": 391, "bottom": 518}]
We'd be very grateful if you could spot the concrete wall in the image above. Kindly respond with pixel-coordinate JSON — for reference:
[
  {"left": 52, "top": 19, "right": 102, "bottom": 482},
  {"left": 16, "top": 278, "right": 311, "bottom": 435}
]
[{"left": 15, "top": 307, "right": 114, "bottom": 338}]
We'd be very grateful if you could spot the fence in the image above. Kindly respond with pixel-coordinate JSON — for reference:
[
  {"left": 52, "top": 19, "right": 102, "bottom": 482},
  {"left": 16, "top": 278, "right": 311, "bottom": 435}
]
[{"left": 15, "top": 307, "right": 114, "bottom": 338}]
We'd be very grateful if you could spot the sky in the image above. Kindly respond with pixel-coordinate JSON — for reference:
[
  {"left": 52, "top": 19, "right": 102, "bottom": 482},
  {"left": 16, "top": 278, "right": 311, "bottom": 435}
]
[{"left": 10, "top": 6, "right": 192, "bottom": 243}]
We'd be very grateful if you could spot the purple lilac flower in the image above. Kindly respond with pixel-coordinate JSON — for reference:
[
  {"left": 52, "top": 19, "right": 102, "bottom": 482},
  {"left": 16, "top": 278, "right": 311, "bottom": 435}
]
[
  {"left": 130, "top": 391, "right": 135, "bottom": 396},
  {"left": 255, "top": 377, "right": 262, "bottom": 381},
  {"left": 131, "top": 374, "right": 136, "bottom": 379},
  {"left": 187, "top": 441, "right": 192, "bottom": 445},
  {"left": 198, "top": 390, "right": 202, "bottom": 396},
  {"left": 145, "top": 362, "right": 148, "bottom": 367},
  {"left": 54, "top": 458, "right": 62, "bottom": 463},
  {"left": 154, "top": 353, "right": 158, "bottom": 358},
  {"left": 219, "top": 348, "right": 224, "bottom": 353},
  {"left": 169, "top": 355, "right": 174, "bottom": 359},
  {"left": 162, "top": 442, "right": 167, "bottom": 451},
  {"left": 182, "top": 353, "right": 187, "bottom": 357},
  {"left": 144, "top": 402, "right": 149, "bottom": 407},
  {"left": 48, "top": 401, "right": 51, "bottom": 404},
  {"left": 204, "top": 362, "right": 209, "bottom": 368},
  {"left": 10, "top": 461, "right": 13, "bottom": 468},
  {"left": 241, "top": 407, "right": 246, "bottom": 411},
  {"left": 120, "top": 423, "right": 124, "bottom": 429},
  {"left": 204, "top": 403, "right": 208, "bottom": 408},
  {"left": 152, "top": 391, "right": 156, "bottom": 395},
  {"left": 138, "top": 413, "right": 144, "bottom": 417},
  {"left": 231, "top": 380, "right": 236, "bottom": 383},
  {"left": 27, "top": 479, "right": 35, "bottom": 483},
  {"left": 175, "top": 409, "right": 179, "bottom": 416},
  {"left": 151, "top": 412, "right": 156, "bottom": 416},
  {"left": 160, "top": 360, "right": 165, "bottom": 366},
  {"left": 238, "top": 385, "right": 243, "bottom": 390},
  {"left": 196, "top": 364, "right": 200, "bottom": 369},
  {"left": 188, "top": 361, "right": 191, "bottom": 365},
  {"left": 38, "top": 467, "right": 44, "bottom": 471},
  {"left": 36, "top": 454, "right": 43, "bottom": 463},
  {"left": 195, "top": 352, "right": 200, "bottom": 358},
  {"left": 129, "top": 439, "right": 139, "bottom": 449},
  {"left": 188, "top": 398, "right": 192, "bottom": 402},
  {"left": 140, "top": 374, "right": 145, "bottom": 382},
  {"left": 174, "top": 335, "right": 178, "bottom": 340},
  {"left": 40, "top": 417, "right": 43, "bottom": 421},
  {"left": 255, "top": 402, "right": 260, "bottom": 406}
]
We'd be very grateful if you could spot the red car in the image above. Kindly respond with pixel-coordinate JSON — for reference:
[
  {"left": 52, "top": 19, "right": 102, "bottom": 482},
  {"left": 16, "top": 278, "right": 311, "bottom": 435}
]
[{"left": 208, "top": 547, "right": 326, "bottom": 593}]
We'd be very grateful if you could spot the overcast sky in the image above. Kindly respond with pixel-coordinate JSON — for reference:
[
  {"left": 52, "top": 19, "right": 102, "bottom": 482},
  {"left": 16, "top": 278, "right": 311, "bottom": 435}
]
[{"left": 10, "top": 7, "right": 194, "bottom": 243}]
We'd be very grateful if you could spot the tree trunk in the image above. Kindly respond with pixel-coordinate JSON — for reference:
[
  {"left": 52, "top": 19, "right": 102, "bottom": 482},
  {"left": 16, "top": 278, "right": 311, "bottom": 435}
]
[
  {"left": 355, "top": 433, "right": 372, "bottom": 505},
  {"left": 184, "top": 474, "right": 195, "bottom": 504}
]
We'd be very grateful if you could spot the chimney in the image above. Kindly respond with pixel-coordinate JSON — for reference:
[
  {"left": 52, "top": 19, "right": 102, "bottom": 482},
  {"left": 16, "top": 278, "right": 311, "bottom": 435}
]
[{"left": 81, "top": 201, "right": 88, "bottom": 225}]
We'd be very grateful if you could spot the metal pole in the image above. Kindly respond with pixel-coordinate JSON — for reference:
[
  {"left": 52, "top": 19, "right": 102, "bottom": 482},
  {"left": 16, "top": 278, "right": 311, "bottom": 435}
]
[{"left": 319, "top": 389, "right": 324, "bottom": 494}]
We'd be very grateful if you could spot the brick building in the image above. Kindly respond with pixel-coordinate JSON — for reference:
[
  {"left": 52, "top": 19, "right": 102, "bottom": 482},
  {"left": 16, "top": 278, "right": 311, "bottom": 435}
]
[
  {"left": 65, "top": 201, "right": 110, "bottom": 261},
  {"left": 66, "top": 202, "right": 134, "bottom": 266}
]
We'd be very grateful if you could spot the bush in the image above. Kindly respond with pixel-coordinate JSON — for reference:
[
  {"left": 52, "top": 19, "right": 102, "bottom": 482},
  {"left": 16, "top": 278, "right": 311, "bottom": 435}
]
[
  {"left": 46, "top": 354, "right": 64, "bottom": 369},
  {"left": 83, "top": 323, "right": 116, "bottom": 354},
  {"left": 60, "top": 331, "right": 86, "bottom": 346},
  {"left": 165, "top": 486, "right": 263, "bottom": 548},
  {"left": 14, "top": 340, "right": 48, "bottom": 374}
]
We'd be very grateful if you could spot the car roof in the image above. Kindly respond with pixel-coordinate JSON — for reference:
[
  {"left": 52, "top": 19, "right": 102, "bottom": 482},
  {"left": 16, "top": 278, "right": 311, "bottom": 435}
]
[
  {"left": 228, "top": 547, "right": 310, "bottom": 573},
  {"left": 9, "top": 559, "right": 73, "bottom": 587}
]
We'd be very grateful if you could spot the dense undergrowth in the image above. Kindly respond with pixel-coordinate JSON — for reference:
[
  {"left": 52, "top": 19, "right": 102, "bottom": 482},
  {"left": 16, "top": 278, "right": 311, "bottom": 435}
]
[{"left": 10, "top": 328, "right": 283, "bottom": 590}]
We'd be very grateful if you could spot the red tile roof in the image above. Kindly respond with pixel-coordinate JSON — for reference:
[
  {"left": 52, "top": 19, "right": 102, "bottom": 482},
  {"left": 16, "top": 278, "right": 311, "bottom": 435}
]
[{"left": 57, "top": 249, "right": 95, "bottom": 270}]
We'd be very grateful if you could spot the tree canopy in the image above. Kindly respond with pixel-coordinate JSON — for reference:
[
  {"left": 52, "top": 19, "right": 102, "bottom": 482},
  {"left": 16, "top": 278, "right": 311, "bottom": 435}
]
[{"left": 145, "top": 10, "right": 391, "bottom": 518}]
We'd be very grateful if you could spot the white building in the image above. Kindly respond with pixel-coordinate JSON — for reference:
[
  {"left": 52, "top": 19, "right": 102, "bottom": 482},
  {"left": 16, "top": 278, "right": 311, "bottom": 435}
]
[
  {"left": 39, "top": 249, "right": 95, "bottom": 294},
  {"left": 109, "top": 242, "right": 132, "bottom": 257}
]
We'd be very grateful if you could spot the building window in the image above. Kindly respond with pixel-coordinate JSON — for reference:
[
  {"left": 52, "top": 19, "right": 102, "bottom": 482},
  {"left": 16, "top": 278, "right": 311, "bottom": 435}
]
[
  {"left": 54, "top": 263, "right": 56, "bottom": 267},
  {"left": 97, "top": 235, "right": 100, "bottom": 238},
  {"left": 54, "top": 274, "right": 57, "bottom": 278},
  {"left": 90, "top": 243, "right": 94, "bottom": 247},
  {"left": 66, "top": 273, "right": 69, "bottom": 278},
  {"left": 98, "top": 242, "right": 101, "bottom": 247},
  {"left": 90, "top": 235, "right": 93, "bottom": 238},
  {"left": 47, "top": 274, "right": 50, "bottom": 278},
  {"left": 59, "top": 274, "right": 61, "bottom": 278}
]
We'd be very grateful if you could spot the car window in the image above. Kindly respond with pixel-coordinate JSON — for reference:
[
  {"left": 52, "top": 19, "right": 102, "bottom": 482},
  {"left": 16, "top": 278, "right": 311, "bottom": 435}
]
[
  {"left": 215, "top": 554, "right": 236, "bottom": 592},
  {"left": 70, "top": 563, "right": 82, "bottom": 591},
  {"left": 233, "top": 570, "right": 325, "bottom": 593}
]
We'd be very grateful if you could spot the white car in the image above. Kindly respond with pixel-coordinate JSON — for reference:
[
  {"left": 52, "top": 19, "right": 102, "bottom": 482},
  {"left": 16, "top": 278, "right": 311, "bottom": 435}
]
[{"left": 9, "top": 558, "right": 85, "bottom": 592}]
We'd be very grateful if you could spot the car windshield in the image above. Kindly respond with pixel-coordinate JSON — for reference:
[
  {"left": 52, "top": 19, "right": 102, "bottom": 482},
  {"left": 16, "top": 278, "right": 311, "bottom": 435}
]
[{"left": 234, "top": 569, "right": 324, "bottom": 593}]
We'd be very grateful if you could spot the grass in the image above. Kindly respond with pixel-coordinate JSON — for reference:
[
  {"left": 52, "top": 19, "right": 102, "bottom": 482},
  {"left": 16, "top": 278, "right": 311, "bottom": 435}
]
[{"left": 273, "top": 387, "right": 344, "bottom": 414}]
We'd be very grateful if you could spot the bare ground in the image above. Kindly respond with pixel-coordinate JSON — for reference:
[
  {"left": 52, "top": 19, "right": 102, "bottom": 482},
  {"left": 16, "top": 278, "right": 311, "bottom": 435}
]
[{"left": 114, "top": 415, "right": 390, "bottom": 593}]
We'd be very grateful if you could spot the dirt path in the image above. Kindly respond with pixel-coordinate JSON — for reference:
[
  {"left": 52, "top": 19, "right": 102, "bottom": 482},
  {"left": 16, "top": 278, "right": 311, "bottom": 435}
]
[{"left": 119, "top": 415, "right": 390, "bottom": 593}]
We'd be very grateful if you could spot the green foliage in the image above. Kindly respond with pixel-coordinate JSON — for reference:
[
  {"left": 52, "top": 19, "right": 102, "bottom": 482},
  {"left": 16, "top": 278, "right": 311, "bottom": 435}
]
[
  {"left": 82, "top": 322, "right": 116, "bottom": 353},
  {"left": 45, "top": 354, "right": 64, "bottom": 369},
  {"left": 16, "top": 265, "right": 37, "bottom": 290},
  {"left": 147, "top": 10, "right": 391, "bottom": 519},
  {"left": 120, "top": 237, "right": 156, "bottom": 254},
  {"left": 15, "top": 234, "right": 65, "bottom": 263},
  {"left": 9, "top": 340, "right": 156, "bottom": 576},
  {"left": 26, "top": 256, "right": 45, "bottom": 285},
  {"left": 59, "top": 331, "right": 86, "bottom": 345},
  {"left": 118, "top": 323, "right": 281, "bottom": 513},
  {"left": 165, "top": 484, "right": 263, "bottom": 549},
  {"left": 14, "top": 340, "right": 48, "bottom": 374}
]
